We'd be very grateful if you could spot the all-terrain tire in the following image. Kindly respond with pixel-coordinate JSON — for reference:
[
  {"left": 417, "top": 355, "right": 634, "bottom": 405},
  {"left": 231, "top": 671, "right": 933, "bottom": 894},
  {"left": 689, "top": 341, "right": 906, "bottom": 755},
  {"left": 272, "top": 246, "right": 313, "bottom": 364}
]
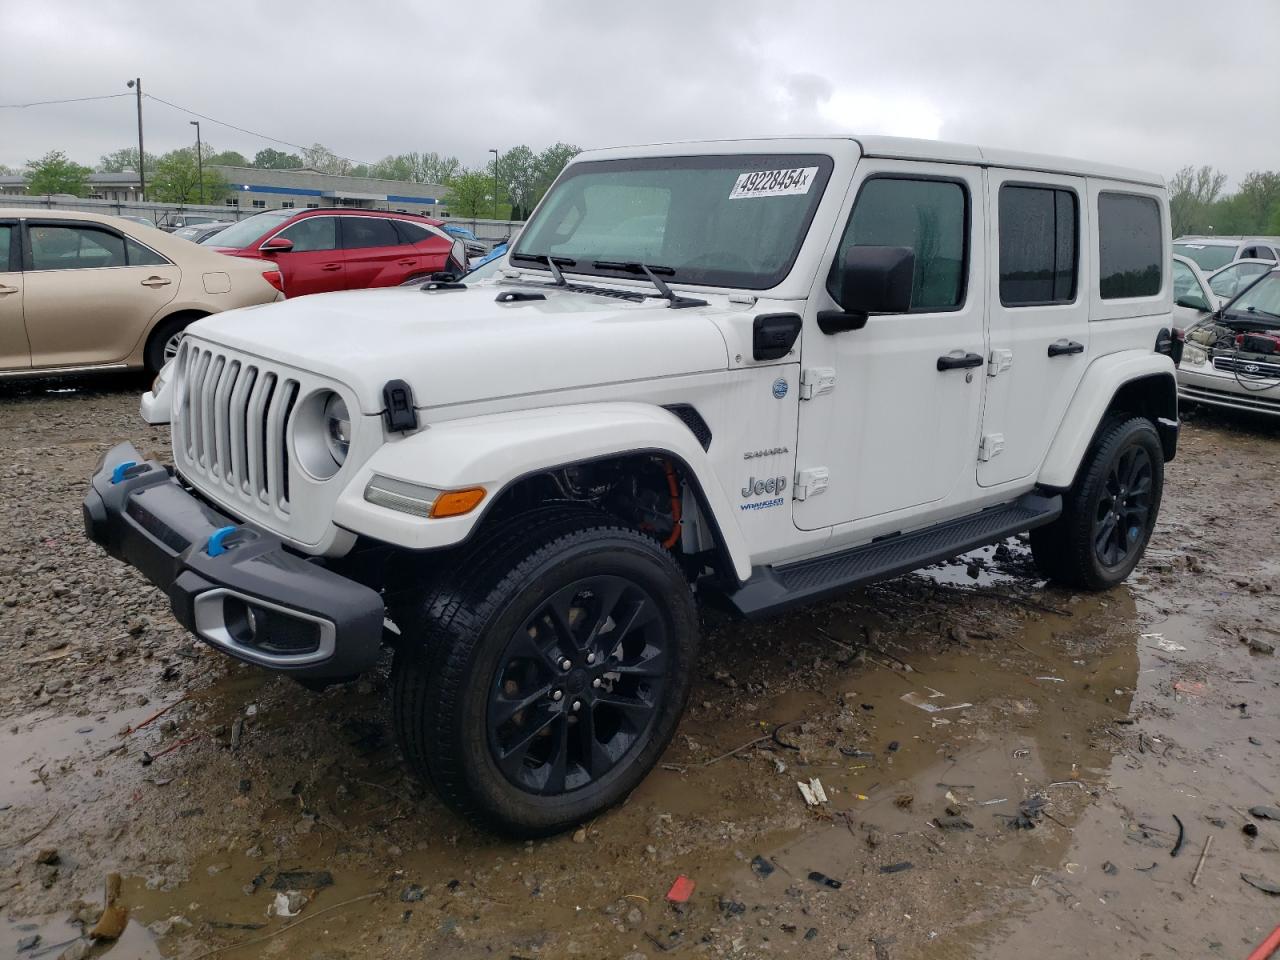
[
  {"left": 390, "top": 505, "right": 698, "bottom": 837},
  {"left": 1030, "top": 415, "right": 1164, "bottom": 590}
]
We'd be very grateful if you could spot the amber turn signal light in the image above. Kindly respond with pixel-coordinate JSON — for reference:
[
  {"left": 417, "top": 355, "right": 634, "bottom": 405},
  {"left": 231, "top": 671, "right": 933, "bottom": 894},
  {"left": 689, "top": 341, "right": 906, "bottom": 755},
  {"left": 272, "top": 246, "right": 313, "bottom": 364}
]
[{"left": 429, "top": 487, "right": 486, "bottom": 518}]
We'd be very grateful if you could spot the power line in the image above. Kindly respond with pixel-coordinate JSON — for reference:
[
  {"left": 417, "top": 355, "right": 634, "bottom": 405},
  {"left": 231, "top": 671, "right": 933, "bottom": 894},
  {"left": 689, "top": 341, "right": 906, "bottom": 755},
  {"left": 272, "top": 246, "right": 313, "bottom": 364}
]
[
  {"left": 143, "top": 92, "right": 376, "bottom": 168},
  {"left": 0, "top": 92, "right": 132, "bottom": 109}
]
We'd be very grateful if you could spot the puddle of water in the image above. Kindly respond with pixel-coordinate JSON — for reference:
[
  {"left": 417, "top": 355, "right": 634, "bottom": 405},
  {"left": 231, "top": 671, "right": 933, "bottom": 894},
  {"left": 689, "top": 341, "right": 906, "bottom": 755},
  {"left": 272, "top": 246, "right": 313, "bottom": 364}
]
[{"left": 0, "top": 704, "right": 158, "bottom": 808}]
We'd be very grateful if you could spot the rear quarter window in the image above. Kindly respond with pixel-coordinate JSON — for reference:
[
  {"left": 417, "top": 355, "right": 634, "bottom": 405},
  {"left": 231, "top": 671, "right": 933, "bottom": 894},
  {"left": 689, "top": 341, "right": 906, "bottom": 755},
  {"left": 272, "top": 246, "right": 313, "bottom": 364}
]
[{"left": 1098, "top": 193, "right": 1162, "bottom": 299}]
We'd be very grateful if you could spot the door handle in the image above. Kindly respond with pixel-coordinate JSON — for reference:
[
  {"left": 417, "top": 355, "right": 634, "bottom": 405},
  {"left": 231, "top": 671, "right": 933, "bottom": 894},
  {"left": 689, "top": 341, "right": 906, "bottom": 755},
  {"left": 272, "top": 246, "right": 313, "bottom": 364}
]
[
  {"left": 397, "top": 259, "right": 416, "bottom": 266},
  {"left": 1047, "top": 340, "right": 1085, "bottom": 357},
  {"left": 936, "top": 352, "right": 985, "bottom": 372},
  {"left": 140, "top": 276, "right": 172, "bottom": 287},
  {"left": 321, "top": 264, "right": 342, "bottom": 272},
  {"left": 0, "top": 284, "right": 18, "bottom": 295}
]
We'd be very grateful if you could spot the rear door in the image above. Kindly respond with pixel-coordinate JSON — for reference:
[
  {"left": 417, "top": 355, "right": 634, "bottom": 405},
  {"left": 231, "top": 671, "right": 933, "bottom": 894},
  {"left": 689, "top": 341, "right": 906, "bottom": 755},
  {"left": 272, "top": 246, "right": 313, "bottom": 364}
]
[
  {"left": 0, "top": 220, "right": 29, "bottom": 371},
  {"left": 339, "top": 216, "right": 408, "bottom": 289},
  {"left": 392, "top": 219, "right": 450, "bottom": 279},
  {"left": 269, "top": 216, "right": 343, "bottom": 296},
  {"left": 22, "top": 220, "right": 179, "bottom": 368},
  {"left": 978, "top": 172, "right": 1089, "bottom": 486}
]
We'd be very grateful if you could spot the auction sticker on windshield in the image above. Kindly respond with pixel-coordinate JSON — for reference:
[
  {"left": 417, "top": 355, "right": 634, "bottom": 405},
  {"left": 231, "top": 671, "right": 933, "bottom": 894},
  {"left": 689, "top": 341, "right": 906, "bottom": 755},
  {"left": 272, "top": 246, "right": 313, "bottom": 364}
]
[{"left": 730, "top": 167, "right": 818, "bottom": 199}]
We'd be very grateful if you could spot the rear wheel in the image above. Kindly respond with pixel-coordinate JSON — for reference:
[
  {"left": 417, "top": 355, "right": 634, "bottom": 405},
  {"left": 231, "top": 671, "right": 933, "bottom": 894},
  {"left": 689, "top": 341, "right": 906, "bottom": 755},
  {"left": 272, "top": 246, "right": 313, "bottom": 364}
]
[
  {"left": 1031, "top": 415, "right": 1164, "bottom": 590},
  {"left": 391, "top": 506, "right": 698, "bottom": 837},
  {"left": 145, "top": 313, "right": 202, "bottom": 374}
]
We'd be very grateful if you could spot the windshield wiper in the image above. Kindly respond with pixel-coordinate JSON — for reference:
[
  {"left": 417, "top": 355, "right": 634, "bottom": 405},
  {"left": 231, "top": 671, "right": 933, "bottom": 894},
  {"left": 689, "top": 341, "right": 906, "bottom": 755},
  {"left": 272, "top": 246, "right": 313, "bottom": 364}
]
[
  {"left": 509, "top": 253, "right": 577, "bottom": 286},
  {"left": 591, "top": 261, "right": 707, "bottom": 309}
]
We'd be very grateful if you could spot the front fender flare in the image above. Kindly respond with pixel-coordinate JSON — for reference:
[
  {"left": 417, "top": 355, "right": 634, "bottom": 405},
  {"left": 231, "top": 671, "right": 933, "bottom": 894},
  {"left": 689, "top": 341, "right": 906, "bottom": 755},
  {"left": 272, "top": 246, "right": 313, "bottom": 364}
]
[
  {"left": 332, "top": 402, "right": 753, "bottom": 581},
  {"left": 1039, "top": 351, "right": 1177, "bottom": 489}
]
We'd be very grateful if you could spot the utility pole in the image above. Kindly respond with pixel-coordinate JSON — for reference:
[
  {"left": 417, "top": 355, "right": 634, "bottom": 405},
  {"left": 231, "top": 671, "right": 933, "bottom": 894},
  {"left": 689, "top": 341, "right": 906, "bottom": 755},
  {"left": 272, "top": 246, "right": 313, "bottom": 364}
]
[
  {"left": 489, "top": 148, "right": 499, "bottom": 221},
  {"left": 126, "top": 78, "right": 145, "bottom": 200},
  {"left": 190, "top": 120, "right": 203, "bottom": 204}
]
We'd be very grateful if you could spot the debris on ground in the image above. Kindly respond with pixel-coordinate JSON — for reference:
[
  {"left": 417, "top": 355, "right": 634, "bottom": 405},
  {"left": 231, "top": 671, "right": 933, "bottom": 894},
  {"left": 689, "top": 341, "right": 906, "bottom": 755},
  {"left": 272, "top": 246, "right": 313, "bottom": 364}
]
[
  {"left": 665, "top": 875, "right": 695, "bottom": 904},
  {"left": 901, "top": 691, "right": 971, "bottom": 713},
  {"left": 1250, "top": 806, "right": 1280, "bottom": 821},
  {"left": 797, "top": 778, "right": 828, "bottom": 805},
  {"left": 1171, "top": 815, "right": 1186, "bottom": 857},
  {"left": 808, "top": 871, "right": 842, "bottom": 889},
  {"left": 89, "top": 873, "right": 128, "bottom": 940},
  {"left": 270, "top": 890, "right": 308, "bottom": 917},
  {"left": 879, "top": 862, "right": 913, "bottom": 874},
  {"left": 934, "top": 815, "right": 974, "bottom": 831},
  {"left": 750, "top": 856, "right": 775, "bottom": 878},
  {"left": 270, "top": 870, "right": 333, "bottom": 890},
  {"left": 1242, "top": 874, "right": 1280, "bottom": 896}
]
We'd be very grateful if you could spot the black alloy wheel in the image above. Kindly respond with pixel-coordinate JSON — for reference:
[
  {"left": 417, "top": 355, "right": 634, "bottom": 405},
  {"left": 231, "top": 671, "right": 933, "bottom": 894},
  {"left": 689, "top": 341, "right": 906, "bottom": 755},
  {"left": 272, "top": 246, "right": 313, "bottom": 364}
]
[
  {"left": 487, "top": 576, "right": 667, "bottom": 795},
  {"left": 1092, "top": 445, "right": 1153, "bottom": 569}
]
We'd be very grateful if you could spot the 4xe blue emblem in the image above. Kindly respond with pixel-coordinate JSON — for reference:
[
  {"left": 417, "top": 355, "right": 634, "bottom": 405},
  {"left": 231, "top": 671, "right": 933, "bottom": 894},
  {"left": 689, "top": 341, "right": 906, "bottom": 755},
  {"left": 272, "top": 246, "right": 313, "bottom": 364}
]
[{"left": 772, "top": 378, "right": 788, "bottom": 400}]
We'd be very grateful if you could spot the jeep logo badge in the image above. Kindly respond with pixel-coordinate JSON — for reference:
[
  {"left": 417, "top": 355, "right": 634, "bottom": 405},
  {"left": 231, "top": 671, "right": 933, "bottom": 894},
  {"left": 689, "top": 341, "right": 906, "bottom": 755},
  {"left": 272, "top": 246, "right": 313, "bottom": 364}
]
[{"left": 743, "top": 475, "right": 787, "bottom": 498}]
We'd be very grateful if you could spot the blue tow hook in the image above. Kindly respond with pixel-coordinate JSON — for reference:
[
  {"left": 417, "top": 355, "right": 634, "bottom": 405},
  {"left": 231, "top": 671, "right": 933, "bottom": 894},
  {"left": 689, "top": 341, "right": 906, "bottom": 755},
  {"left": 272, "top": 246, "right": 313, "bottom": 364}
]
[
  {"left": 110, "top": 460, "right": 139, "bottom": 484},
  {"left": 206, "top": 526, "right": 239, "bottom": 557}
]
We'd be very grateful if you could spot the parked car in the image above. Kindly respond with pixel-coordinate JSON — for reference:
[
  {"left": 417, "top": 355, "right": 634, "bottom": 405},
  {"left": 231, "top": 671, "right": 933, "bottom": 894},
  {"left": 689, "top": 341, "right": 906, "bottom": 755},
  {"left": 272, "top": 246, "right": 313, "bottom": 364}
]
[
  {"left": 160, "top": 214, "right": 221, "bottom": 233},
  {"left": 203, "top": 208, "right": 467, "bottom": 297},
  {"left": 1175, "top": 257, "right": 1280, "bottom": 416},
  {"left": 1206, "top": 258, "right": 1274, "bottom": 301},
  {"left": 172, "top": 221, "right": 234, "bottom": 244},
  {"left": 0, "top": 209, "right": 283, "bottom": 377},
  {"left": 442, "top": 223, "right": 489, "bottom": 259},
  {"left": 1172, "top": 235, "right": 1280, "bottom": 272},
  {"left": 85, "top": 135, "right": 1180, "bottom": 837}
]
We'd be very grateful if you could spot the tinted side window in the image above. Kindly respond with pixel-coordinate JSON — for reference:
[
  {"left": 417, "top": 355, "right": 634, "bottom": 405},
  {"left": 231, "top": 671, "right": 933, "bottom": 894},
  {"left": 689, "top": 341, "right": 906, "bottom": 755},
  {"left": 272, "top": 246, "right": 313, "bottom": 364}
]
[
  {"left": 832, "top": 177, "right": 968, "bottom": 311},
  {"left": 126, "top": 238, "right": 168, "bottom": 266},
  {"left": 1098, "top": 193, "right": 1162, "bottom": 299},
  {"left": 393, "top": 220, "right": 435, "bottom": 244},
  {"left": 278, "top": 217, "right": 337, "bottom": 252},
  {"left": 29, "top": 225, "right": 127, "bottom": 271},
  {"left": 0, "top": 225, "right": 12, "bottom": 271},
  {"left": 998, "top": 185, "right": 1078, "bottom": 306},
  {"left": 342, "top": 217, "right": 399, "bottom": 249}
]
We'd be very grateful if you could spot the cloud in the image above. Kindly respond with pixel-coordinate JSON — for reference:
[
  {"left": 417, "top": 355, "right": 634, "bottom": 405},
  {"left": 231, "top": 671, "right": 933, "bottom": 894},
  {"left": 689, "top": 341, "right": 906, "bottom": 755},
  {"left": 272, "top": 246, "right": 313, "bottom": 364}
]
[{"left": 1, "top": 0, "right": 1275, "bottom": 185}]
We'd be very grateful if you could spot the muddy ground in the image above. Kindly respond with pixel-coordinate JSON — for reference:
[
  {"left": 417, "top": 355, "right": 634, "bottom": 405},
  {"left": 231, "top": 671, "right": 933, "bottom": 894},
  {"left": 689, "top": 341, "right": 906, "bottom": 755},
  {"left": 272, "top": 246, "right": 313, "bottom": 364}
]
[{"left": 1, "top": 376, "right": 1279, "bottom": 960}]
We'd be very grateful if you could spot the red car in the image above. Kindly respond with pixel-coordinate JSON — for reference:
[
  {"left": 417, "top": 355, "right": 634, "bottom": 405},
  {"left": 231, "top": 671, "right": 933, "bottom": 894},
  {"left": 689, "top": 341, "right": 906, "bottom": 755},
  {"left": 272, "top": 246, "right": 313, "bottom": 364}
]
[{"left": 202, "top": 208, "right": 467, "bottom": 297}]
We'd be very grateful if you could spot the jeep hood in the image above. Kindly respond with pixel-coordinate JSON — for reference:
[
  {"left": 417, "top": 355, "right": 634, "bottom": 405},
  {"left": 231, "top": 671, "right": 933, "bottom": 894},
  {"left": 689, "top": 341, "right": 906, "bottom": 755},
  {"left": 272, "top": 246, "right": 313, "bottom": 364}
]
[{"left": 186, "top": 284, "right": 732, "bottom": 413}]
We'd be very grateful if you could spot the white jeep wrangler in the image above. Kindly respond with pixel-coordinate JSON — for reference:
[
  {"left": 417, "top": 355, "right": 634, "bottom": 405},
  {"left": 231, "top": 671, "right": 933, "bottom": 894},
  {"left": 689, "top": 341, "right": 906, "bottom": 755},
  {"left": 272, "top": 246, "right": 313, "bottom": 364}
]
[{"left": 85, "top": 136, "right": 1180, "bottom": 836}]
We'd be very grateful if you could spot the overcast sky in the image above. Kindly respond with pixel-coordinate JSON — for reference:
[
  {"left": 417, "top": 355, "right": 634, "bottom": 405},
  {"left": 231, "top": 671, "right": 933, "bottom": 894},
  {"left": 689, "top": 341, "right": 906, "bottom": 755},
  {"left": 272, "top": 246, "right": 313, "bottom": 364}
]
[{"left": 2, "top": 0, "right": 1275, "bottom": 185}]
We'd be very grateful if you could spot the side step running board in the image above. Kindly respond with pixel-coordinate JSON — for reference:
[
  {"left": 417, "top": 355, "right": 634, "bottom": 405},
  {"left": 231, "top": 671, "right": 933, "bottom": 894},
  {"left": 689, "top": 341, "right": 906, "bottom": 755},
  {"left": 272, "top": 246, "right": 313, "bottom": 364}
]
[{"left": 721, "top": 492, "right": 1062, "bottom": 618}]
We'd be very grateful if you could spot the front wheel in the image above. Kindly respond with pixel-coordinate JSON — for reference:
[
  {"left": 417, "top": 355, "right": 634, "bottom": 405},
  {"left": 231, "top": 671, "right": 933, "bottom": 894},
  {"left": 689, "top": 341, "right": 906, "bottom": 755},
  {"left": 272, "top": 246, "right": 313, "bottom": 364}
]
[
  {"left": 1031, "top": 415, "right": 1164, "bottom": 590},
  {"left": 391, "top": 506, "right": 698, "bottom": 837}
]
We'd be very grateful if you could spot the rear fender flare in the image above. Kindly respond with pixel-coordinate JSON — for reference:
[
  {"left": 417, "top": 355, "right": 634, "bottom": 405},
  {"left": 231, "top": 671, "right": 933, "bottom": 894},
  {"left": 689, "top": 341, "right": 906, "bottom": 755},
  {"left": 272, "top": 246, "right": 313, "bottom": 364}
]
[
  {"left": 332, "top": 402, "right": 752, "bottom": 581},
  {"left": 1039, "top": 351, "right": 1177, "bottom": 489}
]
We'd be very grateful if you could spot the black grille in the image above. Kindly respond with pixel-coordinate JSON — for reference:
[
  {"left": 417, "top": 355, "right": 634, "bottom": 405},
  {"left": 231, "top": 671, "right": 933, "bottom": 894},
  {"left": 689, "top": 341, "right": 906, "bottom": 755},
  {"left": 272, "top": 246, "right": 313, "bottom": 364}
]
[{"left": 663, "top": 404, "right": 712, "bottom": 450}]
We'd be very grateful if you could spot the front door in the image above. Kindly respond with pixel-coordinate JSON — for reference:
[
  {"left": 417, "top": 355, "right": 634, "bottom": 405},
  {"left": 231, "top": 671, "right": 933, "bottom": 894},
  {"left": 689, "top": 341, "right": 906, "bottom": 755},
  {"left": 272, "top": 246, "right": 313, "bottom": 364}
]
[
  {"left": 268, "top": 216, "right": 344, "bottom": 296},
  {"left": 794, "top": 161, "right": 988, "bottom": 531},
  {"left": 0, "top": 220, "right": 29, "bottom": 371},
  {"left": 977, "top": 172, "right": 1090, "bottom": 486},
  {"left": 22, "top": 220, "right": 179, "bottom": 369}
]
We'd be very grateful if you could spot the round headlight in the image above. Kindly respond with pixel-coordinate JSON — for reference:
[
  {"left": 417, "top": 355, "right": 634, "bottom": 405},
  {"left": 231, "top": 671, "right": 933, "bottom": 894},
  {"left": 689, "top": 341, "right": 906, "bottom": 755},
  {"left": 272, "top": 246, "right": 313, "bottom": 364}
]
[{"left": 323, "top": 393, "right": 351, "bottom": 465}]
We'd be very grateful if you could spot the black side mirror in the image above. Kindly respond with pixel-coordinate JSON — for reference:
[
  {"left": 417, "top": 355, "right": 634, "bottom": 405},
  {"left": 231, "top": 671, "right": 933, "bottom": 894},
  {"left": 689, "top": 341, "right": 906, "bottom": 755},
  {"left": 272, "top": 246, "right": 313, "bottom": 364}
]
[{"left": 819, "top": 245, "right": 915, "bottom": 334}]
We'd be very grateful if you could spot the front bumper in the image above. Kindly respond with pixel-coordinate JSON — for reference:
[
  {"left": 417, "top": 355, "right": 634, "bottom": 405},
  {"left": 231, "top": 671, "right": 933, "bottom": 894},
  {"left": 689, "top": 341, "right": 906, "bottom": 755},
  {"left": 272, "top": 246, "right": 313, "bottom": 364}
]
[
  {"left": 83, "top": 442, "right": 384, "bottom": 680},
  {"left": 1178, "top": 365, "right": 1280, "bottom": 417}
]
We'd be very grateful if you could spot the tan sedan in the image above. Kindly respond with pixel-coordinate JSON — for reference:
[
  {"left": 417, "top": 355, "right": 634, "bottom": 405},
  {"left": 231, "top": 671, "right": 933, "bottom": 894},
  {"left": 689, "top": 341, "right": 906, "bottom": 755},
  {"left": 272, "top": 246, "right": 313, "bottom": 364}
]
[{"left": 0, "top": 209, "right": 284, "bottom": 378}]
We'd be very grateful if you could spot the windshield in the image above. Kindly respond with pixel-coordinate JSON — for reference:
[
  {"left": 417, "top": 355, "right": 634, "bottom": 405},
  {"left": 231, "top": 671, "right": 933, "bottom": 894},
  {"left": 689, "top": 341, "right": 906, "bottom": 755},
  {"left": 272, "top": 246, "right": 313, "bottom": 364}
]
[
  {"left": 1173, "top": 242, "right": 1236, "bottom": 272},
  {"left": 201, "top": 210, "right": 292, "bottom": 248},
  {"left": 1225, "top": 271, "right": 1280, "bottom": 321},
  {"left": 1209, "top": 261, "right": 1271, "bottom": 298},
  {"left": 513, "top": 154, "right": 834, "bottom": 290}
]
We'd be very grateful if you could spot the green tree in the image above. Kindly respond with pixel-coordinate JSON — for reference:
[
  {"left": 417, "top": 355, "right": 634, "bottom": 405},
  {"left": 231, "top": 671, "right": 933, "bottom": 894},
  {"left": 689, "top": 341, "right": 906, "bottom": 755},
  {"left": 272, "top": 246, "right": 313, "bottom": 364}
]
[
  {"left": 252, "top": 148, "right": 303, "bottom": 169},
  {"left": 444, "top": 169, "right": 508, "bottom": 218},
  {"left": 206, "top": 149, "right": 248, "bottom": 167},
  {"left": 369, "top": 151, "right": 461, "bottom": 183},
  {"left": 27, "top": 150, "right": 92, "bottom": 196},
  {"left": 532, "top": 142, "right": 581, "bottom": 208},
  {"left": 148, "top": 148, "right": 228, "bottom": 204},
  {"left": 98, "top": 146, "right": 158, "bottom": 174},
  {"left": 494, "top": 145, "right": 537, "bottom": 219},
  {"left": 1168, "top": 165, "right": 1226, "bottom": 236},
  {"left": 301, "top": 143, "right": 350, "bottom": 175},
  {"left": 1232, "top": 171, "right": 1280, "bottom": 234}
]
